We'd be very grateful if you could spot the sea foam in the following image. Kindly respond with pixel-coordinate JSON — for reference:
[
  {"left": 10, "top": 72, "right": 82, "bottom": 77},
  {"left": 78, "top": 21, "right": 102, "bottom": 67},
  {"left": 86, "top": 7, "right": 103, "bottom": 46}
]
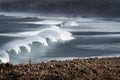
[{"left": 0, "top": 26, "right": 74, "bottom": 64}]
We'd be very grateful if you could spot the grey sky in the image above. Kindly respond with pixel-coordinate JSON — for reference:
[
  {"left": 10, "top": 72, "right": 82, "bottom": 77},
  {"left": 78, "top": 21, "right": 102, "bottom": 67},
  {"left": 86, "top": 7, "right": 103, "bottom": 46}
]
[{"left": 0, "top": 0, "right": 120, "bottom": 3}]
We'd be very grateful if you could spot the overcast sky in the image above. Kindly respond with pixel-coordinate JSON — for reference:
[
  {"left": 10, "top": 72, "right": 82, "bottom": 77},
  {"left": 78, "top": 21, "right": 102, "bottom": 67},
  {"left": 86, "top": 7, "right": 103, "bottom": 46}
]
[{"left": 0, "top": 0, "right": 120, "bottom": 3}]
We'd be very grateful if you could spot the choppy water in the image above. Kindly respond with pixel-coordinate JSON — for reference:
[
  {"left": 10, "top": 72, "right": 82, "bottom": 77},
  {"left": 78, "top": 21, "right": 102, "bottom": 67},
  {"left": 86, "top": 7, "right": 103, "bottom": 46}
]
[{"left": 0, "top": 12, "right": 120, "bottom": 64}]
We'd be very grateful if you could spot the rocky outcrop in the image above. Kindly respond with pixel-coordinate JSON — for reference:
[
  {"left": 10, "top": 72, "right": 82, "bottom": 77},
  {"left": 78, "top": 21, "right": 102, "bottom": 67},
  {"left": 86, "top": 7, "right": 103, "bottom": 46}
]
[{"left": 0, "top": 57, "right": 120, "bottom": 80}]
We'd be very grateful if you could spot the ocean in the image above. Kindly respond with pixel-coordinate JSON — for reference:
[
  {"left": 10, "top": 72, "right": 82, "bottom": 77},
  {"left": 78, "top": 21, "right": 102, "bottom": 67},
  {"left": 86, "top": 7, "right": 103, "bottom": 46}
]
[{"left": 0, "top": 12, "right": 120, "bottom": 64}]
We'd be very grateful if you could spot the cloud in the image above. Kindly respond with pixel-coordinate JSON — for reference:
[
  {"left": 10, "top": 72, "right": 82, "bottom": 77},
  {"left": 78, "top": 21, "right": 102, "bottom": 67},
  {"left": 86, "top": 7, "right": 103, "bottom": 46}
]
[
  {"left": 0, "top": 0, "right": 17, "bottom": 2},
  {"left": 0, "top": 0, "right": 120, "bottom": 3}
]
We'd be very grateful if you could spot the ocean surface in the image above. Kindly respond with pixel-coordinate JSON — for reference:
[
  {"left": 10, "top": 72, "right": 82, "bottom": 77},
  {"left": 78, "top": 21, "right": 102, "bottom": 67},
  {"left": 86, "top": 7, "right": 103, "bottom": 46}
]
[{"left": 0, "top": 12, "right": 120, "bottom": 64}]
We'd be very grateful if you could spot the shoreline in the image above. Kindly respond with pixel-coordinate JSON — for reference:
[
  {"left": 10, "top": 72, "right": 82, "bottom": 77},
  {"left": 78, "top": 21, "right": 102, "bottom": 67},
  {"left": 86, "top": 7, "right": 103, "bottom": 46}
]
[
  {"left": 11, "top": 55, "right": 120, "bottom": 64},
  {"left": 0, "top": 57, "right": 120, "bottom": 80}
]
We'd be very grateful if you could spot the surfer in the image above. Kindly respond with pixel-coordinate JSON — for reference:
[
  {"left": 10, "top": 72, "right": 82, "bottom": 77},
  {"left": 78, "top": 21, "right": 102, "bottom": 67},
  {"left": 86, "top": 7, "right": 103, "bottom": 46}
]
[{"left": 28, "top": 57, "right": 32, "bottom": 65}]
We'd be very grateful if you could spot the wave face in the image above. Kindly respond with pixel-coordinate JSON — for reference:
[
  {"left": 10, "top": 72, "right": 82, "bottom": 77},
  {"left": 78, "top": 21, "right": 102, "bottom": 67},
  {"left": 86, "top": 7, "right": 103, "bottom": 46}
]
[
  {"left": 0, "top": 24, "right": 74, "bottom": 64},
  {"left": 0, "top": 50, "right": 9, "bottom": 63}
]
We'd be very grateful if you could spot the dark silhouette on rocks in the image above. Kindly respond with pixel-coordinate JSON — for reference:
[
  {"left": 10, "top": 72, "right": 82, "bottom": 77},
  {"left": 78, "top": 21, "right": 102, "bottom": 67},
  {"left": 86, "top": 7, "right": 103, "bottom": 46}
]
[{"left": 28, "top": 57, "right": 32, "bottom": 65}]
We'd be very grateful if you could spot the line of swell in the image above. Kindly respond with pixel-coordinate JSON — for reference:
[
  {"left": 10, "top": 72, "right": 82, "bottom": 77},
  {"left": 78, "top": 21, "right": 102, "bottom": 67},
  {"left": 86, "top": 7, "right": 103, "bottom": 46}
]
[{"left": 72, "top": 32, "right": 120, "bottom": 35}]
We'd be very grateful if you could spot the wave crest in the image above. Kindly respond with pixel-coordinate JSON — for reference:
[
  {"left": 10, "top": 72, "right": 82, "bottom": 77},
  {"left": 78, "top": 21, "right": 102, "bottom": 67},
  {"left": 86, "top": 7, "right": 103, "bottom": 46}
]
[{"left": 0, "top": 26, "right": 74, "bottom": 64}]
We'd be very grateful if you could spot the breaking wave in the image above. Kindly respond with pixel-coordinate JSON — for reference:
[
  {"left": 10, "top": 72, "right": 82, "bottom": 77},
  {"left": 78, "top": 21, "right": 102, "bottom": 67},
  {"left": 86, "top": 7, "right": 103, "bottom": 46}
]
[
  {"left": 0, "top": 26, "right": 74, "bottom": 64},
  {"left": 60, "top": 21, "right": 79, "bottom": 27}
]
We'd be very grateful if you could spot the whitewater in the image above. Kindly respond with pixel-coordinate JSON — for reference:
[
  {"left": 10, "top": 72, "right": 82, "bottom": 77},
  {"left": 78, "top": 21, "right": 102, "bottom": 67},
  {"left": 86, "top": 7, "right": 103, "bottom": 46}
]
[
  {"left": 0, "top": 13, "right": 76, "bottom": 64},
  {"left": 0, "top": 12, "right": 120, "bottom": 64},
  {"left": 0, "top": 25, "right": 74, "bottom": 64}
]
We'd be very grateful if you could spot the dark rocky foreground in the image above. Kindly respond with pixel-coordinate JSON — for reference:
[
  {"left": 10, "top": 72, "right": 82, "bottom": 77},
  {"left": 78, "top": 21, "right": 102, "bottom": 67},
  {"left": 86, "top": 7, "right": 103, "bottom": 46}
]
[{"left": 0, "top": 57, "right": 120, "bottom": 80}]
